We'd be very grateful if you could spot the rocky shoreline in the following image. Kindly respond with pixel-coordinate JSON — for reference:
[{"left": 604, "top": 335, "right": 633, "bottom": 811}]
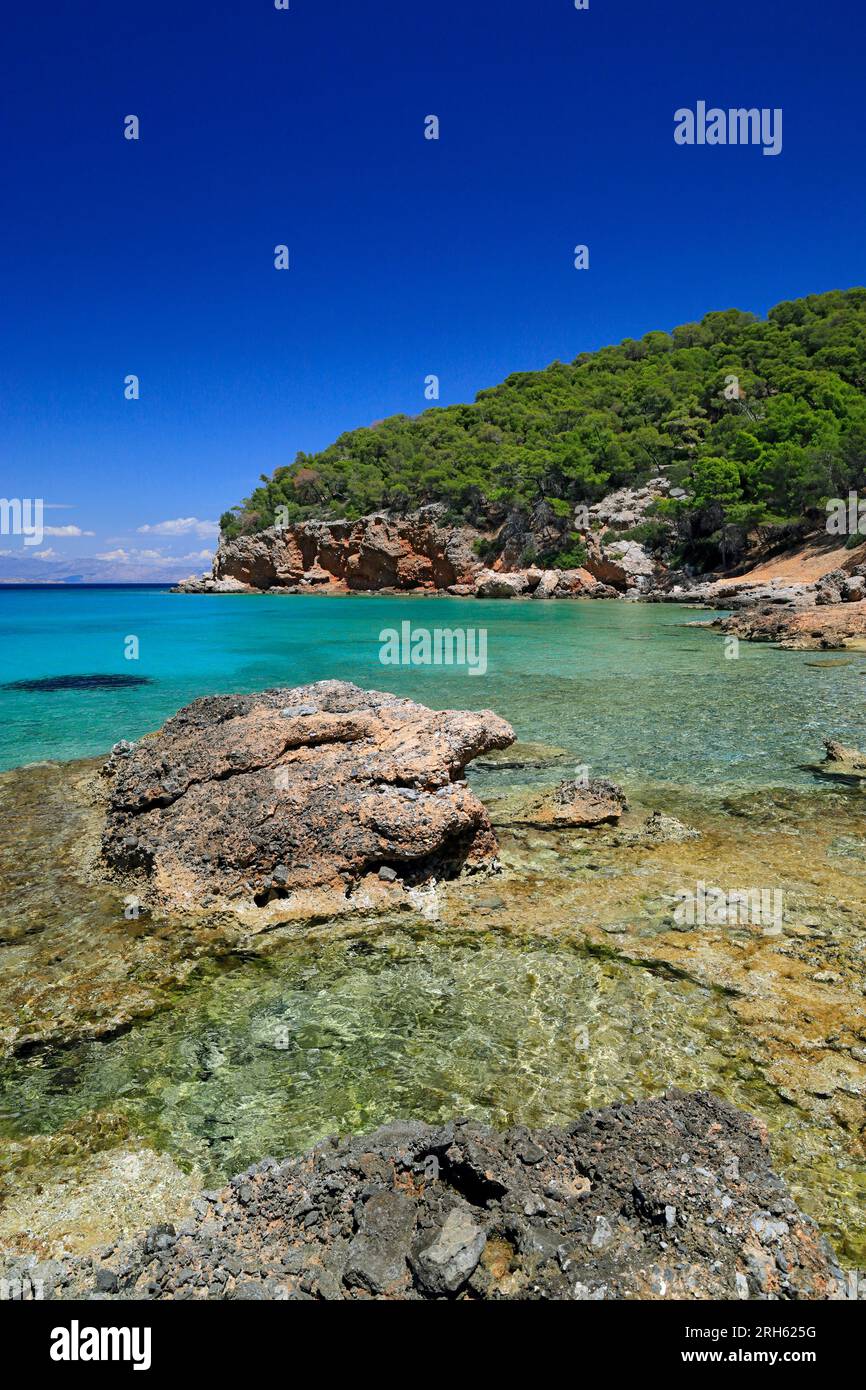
[
  {"left": 176, "top": 480, "right": 685, "bottom": 599},
  {"left": 3, "top": 685, "right": 865, "bottom": 1286},
  {"left": 173, "top": 505, "right": 623, "bottom": 602},
  {"left": 710, "top": 597, "right": 866, "bottom": 650},
  {"left": 174, "top": 493, "right": 866, "bottom": 650},
  {"left": 173, "top": 484, "right": 681, "bottom": 598},
  {"left": 3, "top": 1091, "right": 854, "bottom": 1301}
]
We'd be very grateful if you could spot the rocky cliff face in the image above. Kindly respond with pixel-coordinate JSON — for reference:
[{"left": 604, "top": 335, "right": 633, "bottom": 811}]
[
  {"left": 174, "top": 476, "right": 866, "bottom": 619},
  {"left": 175, "top": 498, "right": 663, "bottom": 597},
  {"left": 181, "top": 506, "right": 482, "bottom": 594}
]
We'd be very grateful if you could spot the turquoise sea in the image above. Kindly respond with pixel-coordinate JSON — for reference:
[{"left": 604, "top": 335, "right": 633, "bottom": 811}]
[{"left": 0, "top": 585, "right": 863, "bottom": 785}]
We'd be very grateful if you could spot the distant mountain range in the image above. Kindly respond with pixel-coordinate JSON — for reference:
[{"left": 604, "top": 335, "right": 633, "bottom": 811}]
[{"left": 0, "top": 554, "right": 198, "bottom": 584}]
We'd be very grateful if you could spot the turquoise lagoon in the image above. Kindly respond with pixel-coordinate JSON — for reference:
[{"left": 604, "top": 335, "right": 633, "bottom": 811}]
[{"left": 0, "top": 585, "right": 863, "bottom": 784}]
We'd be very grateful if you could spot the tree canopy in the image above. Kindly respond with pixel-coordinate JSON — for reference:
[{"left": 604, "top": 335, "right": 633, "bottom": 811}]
[{"left": 221, "top": 288, "right": 866, "bottom": 544}]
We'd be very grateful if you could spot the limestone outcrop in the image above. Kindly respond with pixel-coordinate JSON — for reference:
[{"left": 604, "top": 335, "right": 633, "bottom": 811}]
[
  {"left": 100, "top": 681, "right": 515, "bottom": 916},
  {"left": 176, "top": 507, "right": 481, "bottom": 594},
  {"left": 485, "top": 777, "right": 628, "bottom": 829},
  {"left": 808, "top": 738, "right": 866, "bottom": 784}
]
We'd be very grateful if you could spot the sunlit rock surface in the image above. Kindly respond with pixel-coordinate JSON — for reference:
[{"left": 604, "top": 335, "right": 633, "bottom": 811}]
[
  {"left": 7, "top": 1092, "right": 849, "bottom": 1301},
  {"left": 100, "top": 681, "right": 514, "bottom": 916}
]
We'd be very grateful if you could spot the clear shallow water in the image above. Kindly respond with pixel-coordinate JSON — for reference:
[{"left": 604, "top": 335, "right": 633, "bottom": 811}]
[
  {"left": 0, "top": 925, "right": 808, "bottom": 1191},
  {"left": 0, "top": 927, "right": 732, "bottom": 1177},
  {"left": 1, "top": 587, "right": 865, "bottom": 1263},
  {"left": 1, "top": 586, "right": 864, "bottom": 785},
  {"left": 3, "top": 920, "right": 862, "bottom": 1259}
]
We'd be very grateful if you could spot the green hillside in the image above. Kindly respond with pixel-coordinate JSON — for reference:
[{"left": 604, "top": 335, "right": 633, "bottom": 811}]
[{"left": 221, "top": 288, "right": 866, "bottom": 549}]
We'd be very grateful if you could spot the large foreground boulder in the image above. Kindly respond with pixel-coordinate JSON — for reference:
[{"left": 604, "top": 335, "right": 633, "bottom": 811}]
[
  {"left": 22, "top": 1091, "right": 848, "bottom": 1300},
  {"left": 100, "top": 682, "right": 514, "bottom": 915}
]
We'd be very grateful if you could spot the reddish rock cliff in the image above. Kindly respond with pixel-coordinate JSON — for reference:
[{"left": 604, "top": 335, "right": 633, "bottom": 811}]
[{"left": 179, "top": 508, "right": 482, "bottom": 593}]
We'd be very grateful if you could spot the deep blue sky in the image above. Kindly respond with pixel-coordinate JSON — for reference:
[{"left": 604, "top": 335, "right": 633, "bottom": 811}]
[{"left": 1, "top": 0, "right": 864, "bottom": 575}]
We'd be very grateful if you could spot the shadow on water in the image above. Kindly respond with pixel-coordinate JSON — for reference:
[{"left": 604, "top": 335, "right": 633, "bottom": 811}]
[{"left": 1, "top": 674, "right": 153, "bottom": 692}]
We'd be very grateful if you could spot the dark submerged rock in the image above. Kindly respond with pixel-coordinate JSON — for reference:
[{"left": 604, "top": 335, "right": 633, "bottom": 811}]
[{"left": 2, "top": 674, "right": 152, "bottom": 692}]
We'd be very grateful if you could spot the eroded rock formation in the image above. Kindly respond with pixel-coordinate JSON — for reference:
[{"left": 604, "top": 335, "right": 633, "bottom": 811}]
[
  {"left": 100, "top": 681, "right": 515, "bottom": 916},
  {"left": 808, "top": 738, "right": 866, "bottom": 784},
  {"left": 178, "top": 507, "right": 481, "bottom": 594},
  {"left": 174, "top": 504, "right": 656, "bottom": 599}
]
